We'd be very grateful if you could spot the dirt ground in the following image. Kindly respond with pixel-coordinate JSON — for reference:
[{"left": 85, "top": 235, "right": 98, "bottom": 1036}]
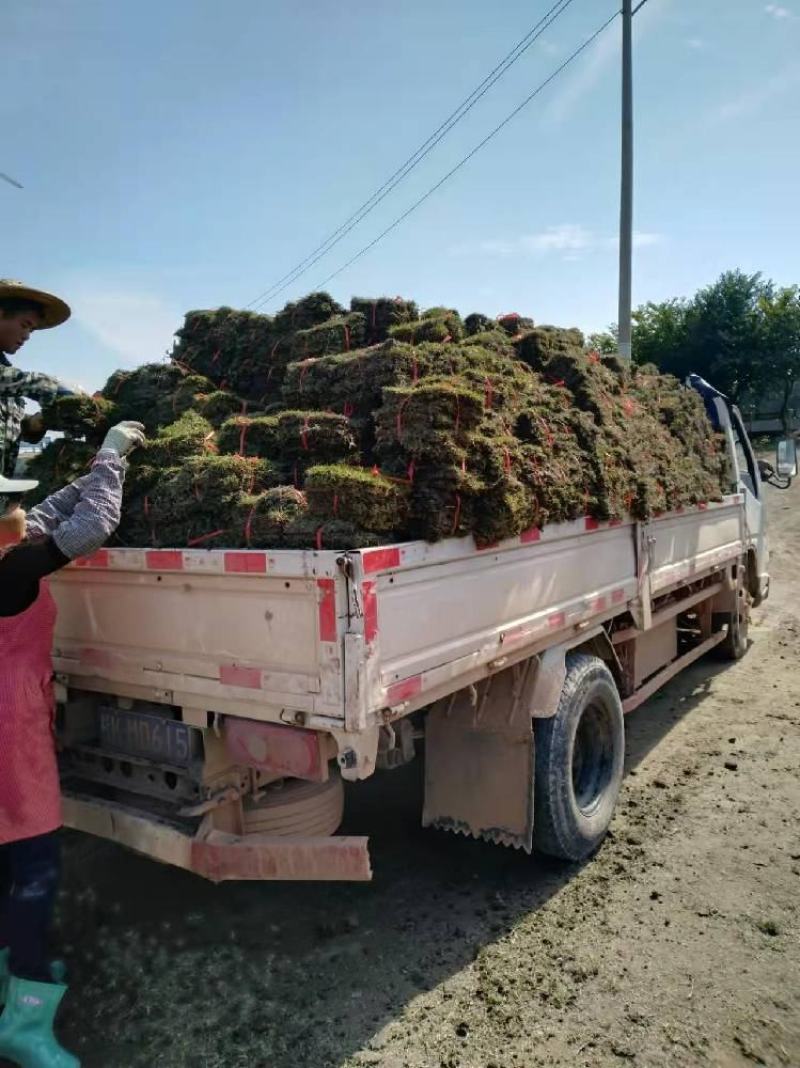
[{"left": 44, "top": 477, "right": 799, "bottom": 1068}]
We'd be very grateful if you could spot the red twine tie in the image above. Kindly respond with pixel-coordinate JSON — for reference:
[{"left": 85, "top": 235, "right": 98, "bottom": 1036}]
[
  {"left": 187, "top": 528, "right": 227, "bottom": 547},
  {"left": 300, "top": 416, "right": 310, "bottom": 451},
  {"left": 451, "top": 493, "right": 462, "bottom": 535},
  {"left": 315, "top": 526, "right": 324, "bottom": 550}
]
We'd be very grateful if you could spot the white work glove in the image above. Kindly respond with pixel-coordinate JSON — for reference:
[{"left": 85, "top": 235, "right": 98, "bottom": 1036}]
[{"left": 101, "top": 421, "right": 146, "bottom": 458}]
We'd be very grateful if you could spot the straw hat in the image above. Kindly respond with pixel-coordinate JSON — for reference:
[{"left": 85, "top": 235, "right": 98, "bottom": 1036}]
[{"left": 0, "top": 279, "right": 71, "bottom": 328}]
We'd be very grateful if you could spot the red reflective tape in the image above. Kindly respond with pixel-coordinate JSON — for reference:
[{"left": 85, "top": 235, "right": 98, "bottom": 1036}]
[
  {"left": 220, "top": 664, "right": 262, "bottom": 690},
  {"left": 146, "top": 550, "right": 184, "bottom": 571},
  {"left": 362, "top": 581, "right": 378, "bottom": 643},
  {"left": 590, "top": 596, "right": 608, "bottom": 612},
  {"left": 612, "top": 588, "right": 626, "bottom": 604},
  {"left": 698, "top": 502, "right": 708, "bottom": 510},
  {"left": 476, "top": 541, "right": 500, "bottom": 552},
  {"left": 74, "top": 550, "right": 110, "bottom": 569},
  {"left": 224, "top": 552, "right": 268, "bottom": 574},
  {"left": 585, "top": 517, "right": 601, "bottom": 531},
  {"left": 520, "top": 527, "right": 541, "bottom": 544},
  {"left": 362, "top": 547, "right": 401, "bottom": 573},
  {"left": 317, "top": 578, "right": 337, "bottom": 642},
  {"left": 548, "top": 612, "right": 566, "bottom": 629},
  {"left": 386, "top": 675, "right": 422, "bottom": 705}
]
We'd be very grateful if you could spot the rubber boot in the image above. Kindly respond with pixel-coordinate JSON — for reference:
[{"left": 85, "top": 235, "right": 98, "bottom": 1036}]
[
  {"left": 0, "top": 952, "right": 66, "bottom": 1009},
  {"left": 0, "top": 974, "right": 79, "bottom": 1067}
]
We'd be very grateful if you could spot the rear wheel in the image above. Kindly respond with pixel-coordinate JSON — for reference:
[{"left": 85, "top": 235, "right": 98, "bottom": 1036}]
[
  {"left": 533, "top": 654, "right": 624, "bottom": 861},
  {"left": 714, "top": 569, "right": 750, "bottom": 661}
]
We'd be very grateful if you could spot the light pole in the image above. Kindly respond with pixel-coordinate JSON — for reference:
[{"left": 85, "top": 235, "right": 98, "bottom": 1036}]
[{"left": 617, "top": 0, "right": 633, "bottom": 360}]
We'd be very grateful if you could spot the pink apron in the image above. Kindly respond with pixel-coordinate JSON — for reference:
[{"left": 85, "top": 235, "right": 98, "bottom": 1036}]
[{"left": 0, "top": 581, "right": 62, "bottom": 845}]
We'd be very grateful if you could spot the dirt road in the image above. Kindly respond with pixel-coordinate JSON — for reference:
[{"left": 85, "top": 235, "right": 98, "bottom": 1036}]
[{"left": 51, "top": 478, "right": 799, "bottom": 1068}]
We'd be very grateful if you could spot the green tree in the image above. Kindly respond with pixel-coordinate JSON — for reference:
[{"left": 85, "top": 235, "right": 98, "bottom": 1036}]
[
  {"left": 758, "top": 285, "right": 800, "bottom": 431},
  {"left": 630, "top": 271, "right": 776, "bottom": 402}
]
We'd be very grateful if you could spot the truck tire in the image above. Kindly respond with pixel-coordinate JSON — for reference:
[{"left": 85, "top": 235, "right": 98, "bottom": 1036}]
[
  {"left": 533, "top": 653, "right": 624, "bottom": 862},
  {"left": 713, "top": 582, "right": 749, "bottom": 661}
]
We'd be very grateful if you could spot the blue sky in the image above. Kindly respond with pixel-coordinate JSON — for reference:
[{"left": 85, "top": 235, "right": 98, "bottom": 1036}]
[{"left": 3, "top": 0, "right": 799, "bottom": 391}]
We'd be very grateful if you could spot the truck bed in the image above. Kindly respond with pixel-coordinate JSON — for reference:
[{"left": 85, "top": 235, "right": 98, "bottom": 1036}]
[{"left": 50, "top": 496, "right": 745, "bottom": 734}]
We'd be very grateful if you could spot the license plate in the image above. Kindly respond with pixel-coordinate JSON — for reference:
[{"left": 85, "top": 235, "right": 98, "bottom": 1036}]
[{"left": 98, "top": 707, "right": 198, "bottom": 768}]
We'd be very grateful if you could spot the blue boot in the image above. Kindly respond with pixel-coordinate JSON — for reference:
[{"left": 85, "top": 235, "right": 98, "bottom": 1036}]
[
  {"left": 0, "top": 974, "right": 79, "bottom": 1067},
  {"left": 0, "top": 952, "right": 66, "bottom": 1008}
]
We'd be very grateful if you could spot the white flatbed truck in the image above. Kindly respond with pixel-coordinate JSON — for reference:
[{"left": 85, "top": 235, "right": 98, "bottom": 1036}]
[{"left": 50, "top": 391, "right": 771, "bottom": 881}]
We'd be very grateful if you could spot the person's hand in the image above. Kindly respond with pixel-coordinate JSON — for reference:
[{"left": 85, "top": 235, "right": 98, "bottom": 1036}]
[
  {"left": 21, "top": 413, "right": 46, "bottom": 443},
  {"left": 101, "top": 421, "right": 146, "bottom": 458}
]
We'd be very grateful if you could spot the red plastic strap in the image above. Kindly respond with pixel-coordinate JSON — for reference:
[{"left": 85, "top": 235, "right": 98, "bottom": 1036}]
[
  {"left": 238, "top": 420, "right": 249, "bottom": 457},
  {"left": 406, "top": 459, "right": 415, "bottom": 483},
  {"left": 244, "top": 501, "right": 257, "bottom": 546},
  {"left": 552, "top": 378, "right": 566, "bottom": 389},
  {"left": 315, "top": 526, "right": 324, "bottom": 550},
  {"left": 300, "top": 416, "right": 310, "bottom": 451},
  {"left": 503, "top": 446, "right": 512, "bottom": 474},
  {"left": 451, "top": 493, "right": 462, "bottom": 534},
  {"left": 371, "top": 465, "right": 380, "bottom": 477},
  {"left": 143, "top": 495, "right": 150, "bottom": 517},
  {"left": 343, "top": 401, "right": 355, "bottom": 418},
  {"left": 187, "top": 528, "right": 227, "bottom": 547},
  {"left": 484, "top": 377, "right": 494, "bottom": 410},
  {"left": 395, "top": 394, "right": 412, "bottom": 439},
  {"left": 588, "top": 349, "right": 600, "bottom": 363},
  {"left": 442, "top": 334, "right": 452, "bottom": 344}
]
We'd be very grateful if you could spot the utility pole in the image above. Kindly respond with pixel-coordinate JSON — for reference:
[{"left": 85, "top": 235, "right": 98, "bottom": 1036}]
[{"left": 617, "top": 0, "right": 633, "bottom": 360}]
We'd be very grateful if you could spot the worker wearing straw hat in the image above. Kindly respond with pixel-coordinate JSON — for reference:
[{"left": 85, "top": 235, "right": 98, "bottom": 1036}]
[
  {"left": 0, "top": 420, "right": 145, "bottom": 1068},
  {"left": 0, "top": 280, "right": 78, "bottom": 482}
]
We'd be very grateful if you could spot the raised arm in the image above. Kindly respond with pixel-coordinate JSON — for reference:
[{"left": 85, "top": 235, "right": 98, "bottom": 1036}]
[{"left": 26, "top": 421, "right": 145, "bottom": 559}]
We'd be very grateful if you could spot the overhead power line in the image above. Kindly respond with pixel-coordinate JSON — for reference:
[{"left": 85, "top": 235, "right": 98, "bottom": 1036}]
[
  {"left": 247, "top": 0, "right": 580, "bottom": 310},
  {"left": 0, "top": 173, "right": 23, "bottom": 190},
  {"left": 311, "top": 9, "right": 621, "bottom": 293}
]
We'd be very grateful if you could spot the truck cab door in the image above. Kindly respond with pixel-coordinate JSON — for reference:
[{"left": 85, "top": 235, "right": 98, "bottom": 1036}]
[{"left": 727, "top": 404, "right": 769, "bottom": 603}]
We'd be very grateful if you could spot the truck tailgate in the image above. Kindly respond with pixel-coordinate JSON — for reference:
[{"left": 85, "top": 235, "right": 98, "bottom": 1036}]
[{"left": 50, "top": 548, "right": 348, "bottom": 720}]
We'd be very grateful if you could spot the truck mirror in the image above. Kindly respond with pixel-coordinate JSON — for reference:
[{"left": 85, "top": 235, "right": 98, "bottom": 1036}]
[{"left": 776, "top": 437, "right": 798, "bottom": 480}]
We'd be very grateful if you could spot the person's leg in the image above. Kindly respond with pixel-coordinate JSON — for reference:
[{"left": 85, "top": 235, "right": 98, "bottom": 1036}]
[
  {"left": 0, "top": 842, "right": 11, "bottom": 937},
  {"left": 5, "top": 831, "right": 61, "bottom": 982},
  {"left": 0, "top": 832, "right": 78, "bottom": 1066}
]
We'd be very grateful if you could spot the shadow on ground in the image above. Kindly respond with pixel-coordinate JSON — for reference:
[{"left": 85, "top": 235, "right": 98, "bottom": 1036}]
[{"left": 51, "top": 651, "right": 738, "bottom": 1068}]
